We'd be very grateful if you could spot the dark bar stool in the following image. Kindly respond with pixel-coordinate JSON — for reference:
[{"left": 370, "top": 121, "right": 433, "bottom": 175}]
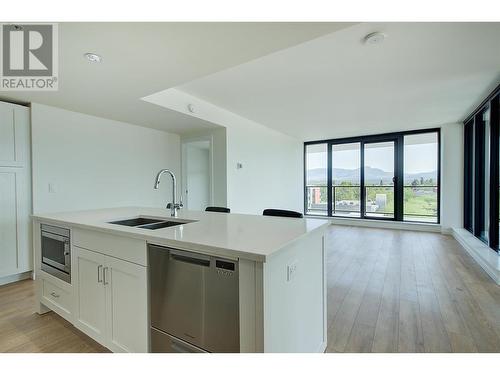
[
  {"left": 262, "top": 209, "right": 303, "bottom": 218},
  {"left": 205, "top": 206, "right": 231, "bottom": 213}
]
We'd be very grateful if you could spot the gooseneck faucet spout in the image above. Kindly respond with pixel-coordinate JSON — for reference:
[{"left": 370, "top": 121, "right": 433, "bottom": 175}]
[{"left": 154, "top": 169, "right": 183, "bottom": 217}]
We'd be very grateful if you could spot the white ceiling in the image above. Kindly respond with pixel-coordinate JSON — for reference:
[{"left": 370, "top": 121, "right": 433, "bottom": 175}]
[
  {"left": 0, "top": 22, "right": 352, "bottom": 134},
  {"left": 179, "top": 22, "right": 500, "bottom": 141}
]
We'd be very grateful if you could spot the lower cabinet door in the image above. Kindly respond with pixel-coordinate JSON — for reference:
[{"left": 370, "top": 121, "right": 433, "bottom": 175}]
[
  {"left": 104, "top": 256, "right": 147, "bottom": 352},
  {"left": 74, "top": 247, "right": 107, "bottom": 345},
  {"left": 0, "top": 167, "right": 30, "bottom": 278}
]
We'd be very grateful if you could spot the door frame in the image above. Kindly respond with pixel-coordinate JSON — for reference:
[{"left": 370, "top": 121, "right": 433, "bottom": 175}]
[
  {"left": 361, "top": 137, "right": 400, "bottom": 221},
  {"left": 328, "top": 134, "right": 400, "bottom": 221},
  {"left": 181, "top": 135, "right": 214, "bottom": 210}
]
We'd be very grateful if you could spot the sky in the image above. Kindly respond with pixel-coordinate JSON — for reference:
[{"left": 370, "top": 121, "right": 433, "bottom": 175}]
[{"left": 306, "top": 142, "right": 437, "bottom": 174}]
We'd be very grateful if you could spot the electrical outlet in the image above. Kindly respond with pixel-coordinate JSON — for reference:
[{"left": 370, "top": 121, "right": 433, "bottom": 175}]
[{"left": 287, "top": 261, "right": 298, "bottom": 282}]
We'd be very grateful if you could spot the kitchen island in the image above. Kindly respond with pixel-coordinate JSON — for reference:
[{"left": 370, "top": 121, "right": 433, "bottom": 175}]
[{"left": 32, "top": 207, "right": 329, "bottom": 353}]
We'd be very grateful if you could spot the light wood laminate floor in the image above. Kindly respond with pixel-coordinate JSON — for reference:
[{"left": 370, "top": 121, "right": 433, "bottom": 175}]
[
  {"left": 0, "top": 278, "right": 107, "bottom": 352},
  {"left": 1, "top": 226, "right": 499, "bottom": 352},
  {"left": 326, "top": 226, "right": 500, "bottom": 352}
]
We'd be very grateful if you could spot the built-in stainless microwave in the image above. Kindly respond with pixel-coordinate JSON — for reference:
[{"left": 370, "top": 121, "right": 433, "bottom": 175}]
[{"left": 41, "top": 224, "right": 71, "bottom": 283}]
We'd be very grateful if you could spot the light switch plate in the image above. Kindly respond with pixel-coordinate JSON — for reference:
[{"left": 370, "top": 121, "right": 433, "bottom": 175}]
[{"left": 287, "top": 261, "right": 298, "bottom": 282}]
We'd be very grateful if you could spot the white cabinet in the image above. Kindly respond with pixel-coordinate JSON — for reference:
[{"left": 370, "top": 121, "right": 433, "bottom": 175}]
[
  {"left": 105, "top": 255, "right": 148, "bottom": 352},
  {"left": 0, "top": 101, "right": 30, "bottom": 167},
  {"left": 74, "top": 246, "right": 147, "bottom": 352},
  {"left": 0, "top": 101, "right": 31, "bottom": 281},
  {"left": 0, "top": 103, "right": 15, "bottom": 163},
  {"left": 74, "top": 247, "right": 107, "bottom": 343},
  {"left": 0, "top": 169, "right": 19, "bottom": 275},
  {"left": 41, "top": 277, "right": 73, "bottom": 318}
]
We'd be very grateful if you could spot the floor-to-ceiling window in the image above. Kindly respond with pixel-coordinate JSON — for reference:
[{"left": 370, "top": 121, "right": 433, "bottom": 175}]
[
  {"left": 479, "top": 107, "right": 491, "bottom": 243},
  {"left": 497, "top": 96, "right": 500, "bottom": 249},
  {"left": 403, "top": 132, "right": 439, "bottom": 223},
  {"left": 304, "top": 129, "right": 440, "bottom": 223},
  {"left": 464, "top": 120, "right": 474, "bottom": 232},
  {"left": 464, "top": 85, "right": 499, "bottom": 251},
  {"left": 364, "top": 141, "right": 396, "bottom": 219},
  {"left": 305, "top": 143, "right": 328, "bottom": 216},
  {"left": 331, "top": 142, "right": 361, "bottom": 217}
]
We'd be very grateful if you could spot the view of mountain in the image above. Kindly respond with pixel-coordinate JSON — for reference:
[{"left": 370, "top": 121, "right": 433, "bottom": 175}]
[{"left": 307, "top": 167, "right": 438, "bottom": 184}]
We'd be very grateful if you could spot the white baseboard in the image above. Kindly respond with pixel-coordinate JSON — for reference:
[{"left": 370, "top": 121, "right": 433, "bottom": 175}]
[
  {"left": 0, "top": 271, "right": 33, "bottom": 286},
  {"left": 441, "top": 227, "right": 453, "bottom": 235},
  {"left": 325, "top": 216, "right": 442, "bottom": 233},
  {"left": 452, "top": 228, "right": 500, "bottom": 285}
]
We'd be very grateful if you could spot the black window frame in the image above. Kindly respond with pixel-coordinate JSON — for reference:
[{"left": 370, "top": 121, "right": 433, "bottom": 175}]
[
  {"left": 463, "top": 120, "right": 474, "bottom": 233},
  {"left": 490, "top": 95, "right": 499, "bottom": 250},
  {"left": 463, "top": 84, "right": 500, "bottom": 252},
  {"left": 473, "top": 110, "right": 487, "bottom": 241},
  {"left": 304, "top": 128, "right": 441, "bottom": 224}
]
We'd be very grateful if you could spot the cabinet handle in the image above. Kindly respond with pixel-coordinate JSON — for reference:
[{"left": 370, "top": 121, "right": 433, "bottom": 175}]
[
  {"left": 103, "top": 267, "right": 109, "bottom": 285},
  {"left": 50, "top": 291, "right": 60, "bottom": 298},
  {"left": 97, "top": 265, "right": 103, "bottom": 283}
]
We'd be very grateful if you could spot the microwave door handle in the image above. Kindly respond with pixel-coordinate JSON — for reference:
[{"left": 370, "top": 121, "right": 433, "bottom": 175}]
[{"left": 64, "top": 241, "right": 71, "bottom": 273}]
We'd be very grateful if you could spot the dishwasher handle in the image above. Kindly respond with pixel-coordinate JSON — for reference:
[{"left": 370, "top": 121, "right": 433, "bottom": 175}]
[{"left": 169, "top": 249, "right": 211, "bottom": 267}]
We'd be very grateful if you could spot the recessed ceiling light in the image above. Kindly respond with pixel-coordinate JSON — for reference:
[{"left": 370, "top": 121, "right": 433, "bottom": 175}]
[
  {"left": 363, "top": 32, "right": 386, "bottom": 45},
  {"left": 84, "top": 53, "right": 102, "bottom": 63}
]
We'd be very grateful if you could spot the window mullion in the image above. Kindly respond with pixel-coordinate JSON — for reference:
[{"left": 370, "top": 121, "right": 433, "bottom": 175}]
[{"left": 327, "top": 142, "right": 333, "bottom": 217}]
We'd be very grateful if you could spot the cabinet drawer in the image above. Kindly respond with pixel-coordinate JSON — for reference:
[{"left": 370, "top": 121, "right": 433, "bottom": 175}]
[
  {"left": 42, "top": 278, "right": 71, "bottom": 313},
  {"left": 73, "top": 228, "right": 147, "bottom": 266}
]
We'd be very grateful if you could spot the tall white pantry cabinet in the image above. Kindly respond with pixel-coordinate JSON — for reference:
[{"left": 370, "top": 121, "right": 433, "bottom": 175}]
[{"left": 0, "top": 101, "right": 32, "bottom": 284}]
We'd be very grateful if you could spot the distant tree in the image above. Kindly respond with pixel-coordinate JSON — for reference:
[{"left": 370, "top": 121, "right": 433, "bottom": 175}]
[
  {"left": 420, "top": 176, "right": 424, "bottom": 185},
  {"left": 411, "top": 179, "right": 419, "bottom": 187}
]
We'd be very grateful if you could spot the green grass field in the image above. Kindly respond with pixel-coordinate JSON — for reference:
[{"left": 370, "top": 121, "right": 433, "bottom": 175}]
[
  {"left": 307, "top": 185, "right": 437, "bottom": 220},
  {"left": 404, "top": 187, "right": 437, "bottom": 220}
]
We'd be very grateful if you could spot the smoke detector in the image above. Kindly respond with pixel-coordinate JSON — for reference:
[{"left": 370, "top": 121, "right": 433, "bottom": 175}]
[
  {"left": 364, "top": 32, "right": 386, "bottom": 45},
  {"left": 84, "top": 53, "right": 102, "bottom": 63}
]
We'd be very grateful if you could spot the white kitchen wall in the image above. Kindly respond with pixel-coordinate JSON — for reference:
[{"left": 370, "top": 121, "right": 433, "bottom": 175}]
[
  {"left": 181, "top": 127, "right": 228, "bottom": 208},
  {"left": 440, "top": 122, "right": 464, "bottom": 232},
  {"left": 31, "top": 103, "right": 181, "bottom": 214},
  {"left": 145, "top": 89, "right": 303, "bottom": 215},
  {"left": 225, "top": 121, "right": 302, "bottom": 215}
]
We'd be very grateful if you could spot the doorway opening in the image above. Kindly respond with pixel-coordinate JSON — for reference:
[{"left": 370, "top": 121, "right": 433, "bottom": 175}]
[{"left": 182, "top": 138, "right": 213, "bottom": 211}]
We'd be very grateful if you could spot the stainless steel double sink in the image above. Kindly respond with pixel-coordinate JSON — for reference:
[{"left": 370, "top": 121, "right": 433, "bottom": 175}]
[{"left": 108, "top": 216, "right": 194, "bottom": 230}]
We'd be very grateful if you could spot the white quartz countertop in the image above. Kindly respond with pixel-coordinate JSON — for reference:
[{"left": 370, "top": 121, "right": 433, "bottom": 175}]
[{"left": 32, "top": 207, "right": 329, "bottom": 262}]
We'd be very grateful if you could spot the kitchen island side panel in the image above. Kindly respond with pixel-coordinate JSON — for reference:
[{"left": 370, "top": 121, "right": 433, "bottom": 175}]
[{"left": 262, "top": 229, "right": 326, "bottom": 352}]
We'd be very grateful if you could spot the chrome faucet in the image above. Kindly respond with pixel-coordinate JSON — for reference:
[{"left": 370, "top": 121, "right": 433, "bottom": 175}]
[{"left": 154, "top": 169, "right": 183, "bottom": 217}]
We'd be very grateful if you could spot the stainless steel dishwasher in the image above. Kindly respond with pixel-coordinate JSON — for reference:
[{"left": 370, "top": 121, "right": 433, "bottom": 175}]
[{"left": 148, "top": 245, "right": 239, "bottom": 353}]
